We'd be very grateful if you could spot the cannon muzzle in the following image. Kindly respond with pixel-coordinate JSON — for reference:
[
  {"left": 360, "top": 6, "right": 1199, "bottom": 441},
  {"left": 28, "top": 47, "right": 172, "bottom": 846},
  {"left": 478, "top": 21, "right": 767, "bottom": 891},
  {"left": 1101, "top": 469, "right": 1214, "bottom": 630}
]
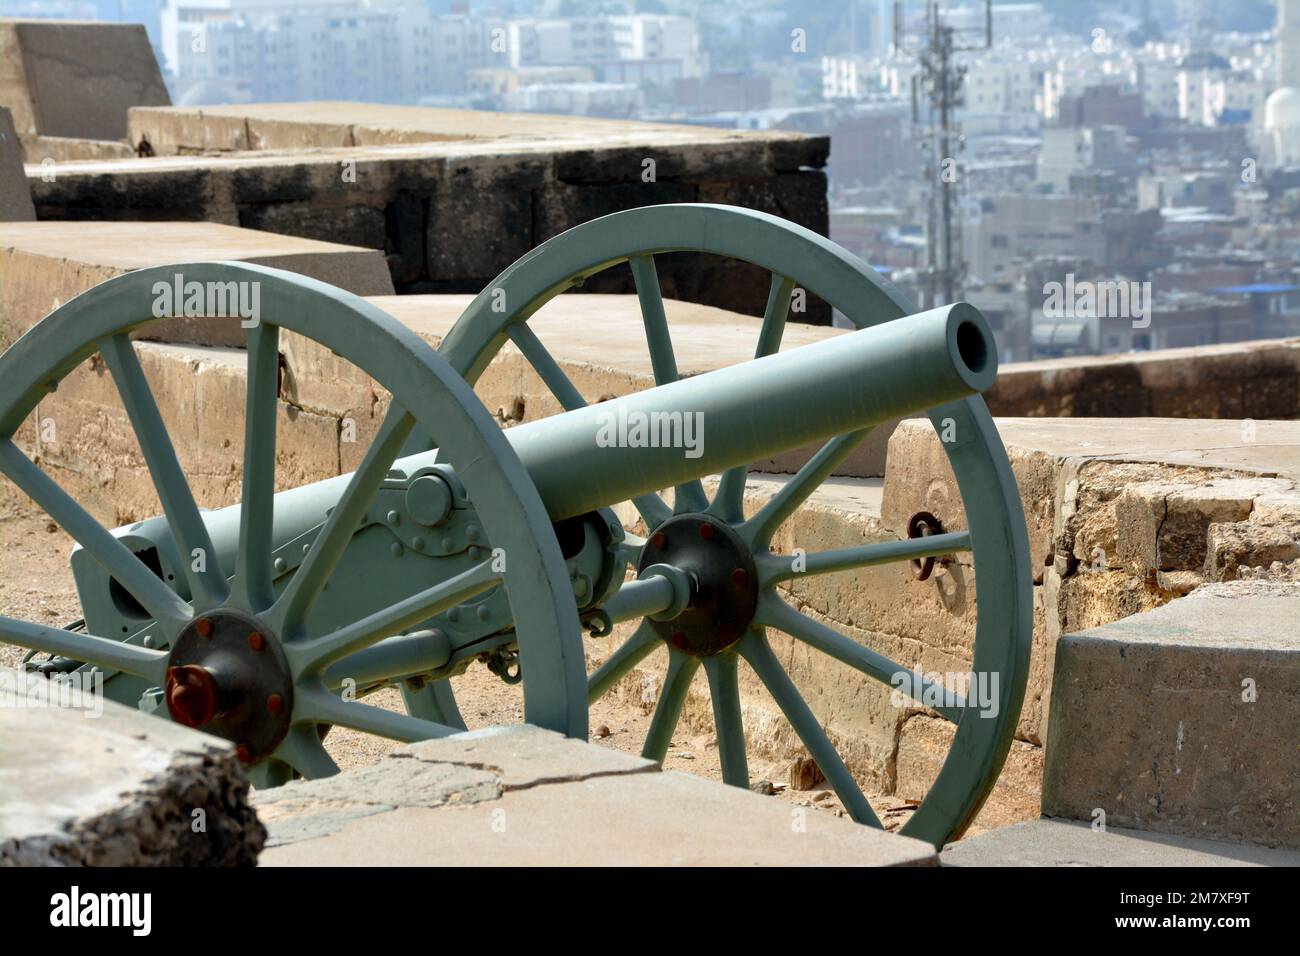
[{"left": 506, "top": 302, "right": 995, "bottom": 521}]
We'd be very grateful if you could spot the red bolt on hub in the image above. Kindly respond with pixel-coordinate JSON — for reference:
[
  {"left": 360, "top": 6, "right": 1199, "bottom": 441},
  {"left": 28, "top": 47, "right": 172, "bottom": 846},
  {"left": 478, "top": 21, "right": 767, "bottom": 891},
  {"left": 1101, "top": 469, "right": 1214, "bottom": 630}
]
[
  {"left": 248, "top": 631, "right": 265, "bottom": 651},
  {"left": 195, "top": 618, "right": 213, "bottom": 638},
  {"left": 266, "top": 693, "right": 284, "bottom": 716},
  {"left": 652, "top": 532, "right": 667, "bottom": 549},
  {"left": 731, "top": 567, "right": 749, "bottom": 588},
  {"left": 698, "top": 523, "right": 715, "bottom": 540},
  {"left": 235, "top": 743, "right": 253, "bottom": 763}
]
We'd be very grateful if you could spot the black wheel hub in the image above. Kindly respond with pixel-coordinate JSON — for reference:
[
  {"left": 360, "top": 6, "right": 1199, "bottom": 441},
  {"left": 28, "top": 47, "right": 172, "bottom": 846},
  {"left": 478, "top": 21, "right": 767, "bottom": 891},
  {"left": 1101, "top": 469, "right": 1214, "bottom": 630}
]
[
  {"left": 637, "top": 513, "right": 758, "bottom": 657},
  {"left": 165, "top": 609, "right": 294, "bottom": 764}
]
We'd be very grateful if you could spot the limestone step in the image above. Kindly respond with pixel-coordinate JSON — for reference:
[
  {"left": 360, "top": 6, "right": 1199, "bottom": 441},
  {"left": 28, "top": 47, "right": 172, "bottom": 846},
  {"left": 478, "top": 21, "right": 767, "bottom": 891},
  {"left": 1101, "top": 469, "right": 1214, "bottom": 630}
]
[
  {"left": 1042, "top": 579, "right": 1300, "bottom": 850},
  {"left": 942, "top": 817, "right": 1300, "bottom": 866},
  {"left": 254, "top": 725, "right": 937, "bottom": 866}
]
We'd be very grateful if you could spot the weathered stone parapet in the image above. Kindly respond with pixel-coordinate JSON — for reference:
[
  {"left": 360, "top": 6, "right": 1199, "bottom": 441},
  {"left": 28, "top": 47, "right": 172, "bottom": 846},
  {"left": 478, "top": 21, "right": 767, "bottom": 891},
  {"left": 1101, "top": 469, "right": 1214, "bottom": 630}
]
[
  {"left": 32, "top": 105, "right": 831, "bottom": 320},
  {"left": 0, "top": 669, "right": 264, "bottom": 866},
  {"left": 985, "top": 336, "right": 1300, "bottom": 420}
]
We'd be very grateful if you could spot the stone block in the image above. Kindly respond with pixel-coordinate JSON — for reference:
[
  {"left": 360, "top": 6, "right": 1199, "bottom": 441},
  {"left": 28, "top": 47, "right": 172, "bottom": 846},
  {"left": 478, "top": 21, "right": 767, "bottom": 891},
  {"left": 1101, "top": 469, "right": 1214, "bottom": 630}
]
[
  {"left": 1043, "top": 580, "right": 1300, "bottom": 849},
  {"left": 0, "top": 220, "right": 394, "bottom": 351},
  {"left": 0, "top": 20, "right": 169, "bottom": 143},
  {"left": 0, "top": 669, "right": 263, "bottom": 865}
]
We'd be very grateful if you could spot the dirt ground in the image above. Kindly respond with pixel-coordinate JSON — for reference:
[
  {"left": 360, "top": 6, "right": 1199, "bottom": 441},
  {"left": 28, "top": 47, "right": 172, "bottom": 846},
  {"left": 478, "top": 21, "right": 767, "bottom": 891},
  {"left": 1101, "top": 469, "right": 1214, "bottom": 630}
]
[{"left": 0, "top": 497, "right": 919, "bottom": 834}]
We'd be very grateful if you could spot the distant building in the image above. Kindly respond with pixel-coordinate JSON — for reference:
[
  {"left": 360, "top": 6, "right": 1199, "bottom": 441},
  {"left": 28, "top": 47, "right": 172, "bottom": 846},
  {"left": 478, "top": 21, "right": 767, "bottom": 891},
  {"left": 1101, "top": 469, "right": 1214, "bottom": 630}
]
[
  {"left": 1037, "top": 125, "right": 1136, "bottom": 191},
  {"left": 504, "top": 81, "right": 642, "bottom": 118}
]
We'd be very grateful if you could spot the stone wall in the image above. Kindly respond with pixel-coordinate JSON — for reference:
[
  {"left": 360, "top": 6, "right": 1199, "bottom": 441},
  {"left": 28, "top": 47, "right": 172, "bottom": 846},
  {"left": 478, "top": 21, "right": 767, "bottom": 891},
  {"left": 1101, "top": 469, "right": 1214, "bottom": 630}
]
[
  {"left": 29, "top": 105, "right": 831, "bottom": 321},
  {"left": 985, "top": 336, "right": 1300, "bottom": 420}
]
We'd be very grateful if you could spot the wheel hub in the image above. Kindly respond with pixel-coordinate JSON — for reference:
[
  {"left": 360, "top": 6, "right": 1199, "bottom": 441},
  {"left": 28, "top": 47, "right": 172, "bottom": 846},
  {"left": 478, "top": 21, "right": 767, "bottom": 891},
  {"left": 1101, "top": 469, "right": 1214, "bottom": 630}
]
[
  {"left": 165, "top": 609, "right": 294, "bottom": 764},
  {"left": 637, "top": 514, "right": 757, "bottom": 656}
]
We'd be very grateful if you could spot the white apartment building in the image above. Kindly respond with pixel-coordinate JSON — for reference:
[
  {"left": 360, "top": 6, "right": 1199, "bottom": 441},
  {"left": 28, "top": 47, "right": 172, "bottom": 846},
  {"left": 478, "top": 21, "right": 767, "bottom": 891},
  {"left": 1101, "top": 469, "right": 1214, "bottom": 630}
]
[
  {"left": 505, "top": 15, "right": 703, "bottom": 80},
  {"left": 174, "top": 2, "right": 445, "bottom": 104}
]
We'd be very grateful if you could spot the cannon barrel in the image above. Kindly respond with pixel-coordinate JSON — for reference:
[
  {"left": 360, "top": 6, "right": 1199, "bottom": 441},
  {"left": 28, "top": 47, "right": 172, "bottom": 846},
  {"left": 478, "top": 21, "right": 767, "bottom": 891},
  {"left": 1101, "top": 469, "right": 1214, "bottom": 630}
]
[
  {"left": 82, "top": 303, "right": 995, "bottom": 598},
  {"left": 505, "top": 302, "right": 995, "bottom": 521}
]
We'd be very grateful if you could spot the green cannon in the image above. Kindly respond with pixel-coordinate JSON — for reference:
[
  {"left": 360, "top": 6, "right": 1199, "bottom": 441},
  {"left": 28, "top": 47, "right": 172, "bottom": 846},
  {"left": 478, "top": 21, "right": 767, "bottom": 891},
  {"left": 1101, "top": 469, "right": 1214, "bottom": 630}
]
[{"left": 0, "top": 204, "right": 1031, "bottom": 848}]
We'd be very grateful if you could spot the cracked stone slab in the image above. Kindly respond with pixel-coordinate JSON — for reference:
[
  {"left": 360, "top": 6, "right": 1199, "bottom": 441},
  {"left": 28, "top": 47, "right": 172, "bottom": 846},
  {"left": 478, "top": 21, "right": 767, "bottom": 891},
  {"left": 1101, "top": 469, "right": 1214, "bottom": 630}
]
[
  {"left": 393, "top": 724, "right": 659, "bottom": 790},
  {"left": 0, "top": 669, "right": 264, "bottom": 865},
  {"left": 1042, "top": 581, "right": 1300, "bottom": 849},
  {"left": 942, "top": 819, "right": 1300, "bottom": 867},
  {"left": 251, "top": 756, "right": 503, "bottom": 848},
  {"left": 260, "top": 764, "right": 937, "bottom": 867}
]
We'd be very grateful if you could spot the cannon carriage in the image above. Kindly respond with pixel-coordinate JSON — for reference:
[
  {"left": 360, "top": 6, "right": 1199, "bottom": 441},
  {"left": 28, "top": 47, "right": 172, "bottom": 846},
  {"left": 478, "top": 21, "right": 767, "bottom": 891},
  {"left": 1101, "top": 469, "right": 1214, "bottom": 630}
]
[{"left": 0, "top": 204, "right": 1031, "bottom": 848}]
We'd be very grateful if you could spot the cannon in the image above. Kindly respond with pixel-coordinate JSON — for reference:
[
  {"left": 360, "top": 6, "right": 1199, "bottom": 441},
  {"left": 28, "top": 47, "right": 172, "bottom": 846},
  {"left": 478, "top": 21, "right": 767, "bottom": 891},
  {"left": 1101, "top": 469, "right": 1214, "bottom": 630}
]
[{"left": 0, "top": 204, "right": 1030, "bottom": 848}]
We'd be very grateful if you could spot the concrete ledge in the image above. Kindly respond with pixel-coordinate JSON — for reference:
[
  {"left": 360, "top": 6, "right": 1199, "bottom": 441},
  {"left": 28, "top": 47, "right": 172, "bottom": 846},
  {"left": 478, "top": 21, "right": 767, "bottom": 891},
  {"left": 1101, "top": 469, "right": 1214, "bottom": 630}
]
[
  {"left": 0, "top": 669, "right": 264, "bottom": 865},
  {"left": 254, "top": 725, "right": 937, "bottom": 866},
  {"left": 942, "top": 818, "right": 1300, "bottom": 867},
  {"left": 1043, "top": 580, "right": 1300, "bottom": 849}
]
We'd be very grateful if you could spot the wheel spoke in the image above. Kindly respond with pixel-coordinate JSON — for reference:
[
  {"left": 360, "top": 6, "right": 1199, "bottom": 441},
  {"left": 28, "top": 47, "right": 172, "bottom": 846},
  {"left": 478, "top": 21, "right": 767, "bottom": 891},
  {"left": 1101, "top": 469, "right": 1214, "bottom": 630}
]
[
  {"left": 738, "top": 630, "right": 882, "bottom": 827},
  {"left": 272, "top": 404, "right": 415, "bottom": 637},
  {"left": 633, "top": 492, "right": 672, "bottom": 530},
  {"left": 756, "top": 530, "right": 973, "bottom": 587},
  {"left": 296, "top": 687, "right": 458, "bottom": 743},
  {"left": 629, "top": 254, "right": 708, "bottom": 515},
  {"left": 755, "top": 273, "right": 796, "bottom": 359},
  {"left": 0, "top": 442, "right": 191, "bottom": 628},
  {"left": 232, "top": 322, "right": 281, "bottom": 613},
  {"left": 401, "top": 678, "right": 467, "bottom": 731},
  {"left": 0, "top": 616, "right": 168, "bottom": 683},
  {"left": 588, "top": 620, "right": 660, "bottom": 703},
  {"left": 508, "top": 321, "right": 587, "bottom": 411},
  {"left": 756, "top": 594, "right": 965, "bottom": 721},
  {"left": 641, "top": 647, "right": 699, "bottom": 762},
  {"left": 100, "top": 335, "right": 229, "bottom": 611},
  {"left": 287, "top": 559, "right": 500, "bottom": 674},
  {"left": 702, "top": 652, "right": 748, "bottom": 787},
  {"left": 629, "top": 254, "right": 679, "bottom": 386},
  {"left": 710, "top": 274, "right": 795, "bottom": 524},
  {"left": 740, "top": 429, "right": 871, "bottom": 548},
  {"left": 275, "top": 723, "right": 340, "bottom": 779}
]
